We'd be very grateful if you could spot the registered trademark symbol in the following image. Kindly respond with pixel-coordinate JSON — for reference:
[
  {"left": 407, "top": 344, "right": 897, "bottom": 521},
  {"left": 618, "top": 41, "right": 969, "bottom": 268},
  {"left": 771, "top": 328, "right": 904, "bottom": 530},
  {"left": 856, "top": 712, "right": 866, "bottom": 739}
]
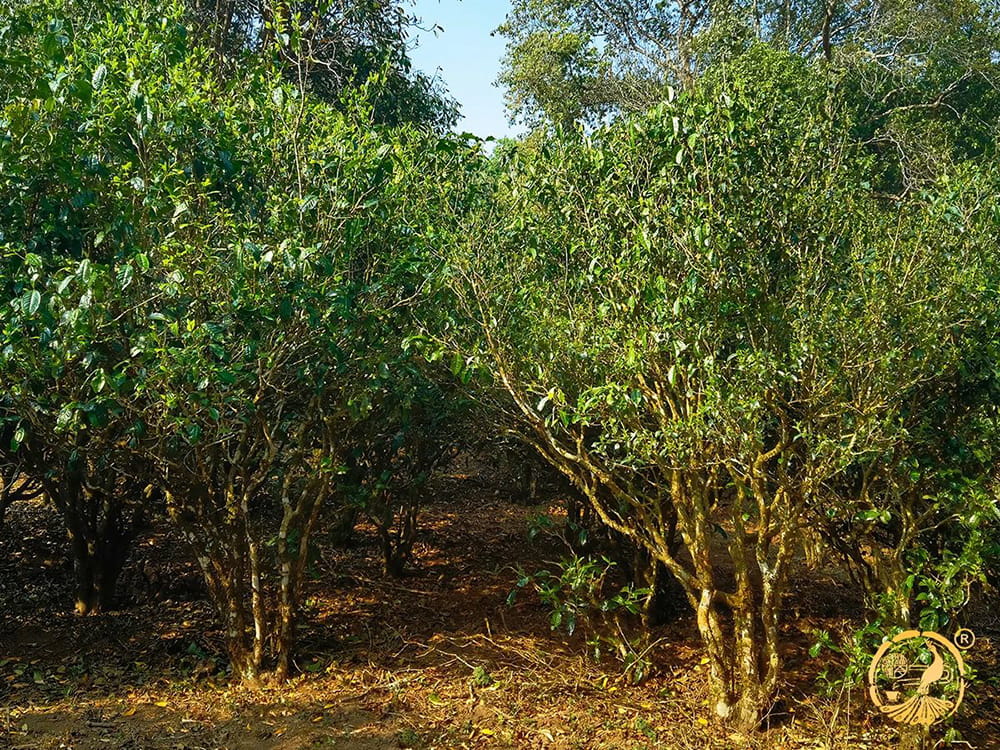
[{"left": 954, "top": 628, "right": 976, "bottom": 650}]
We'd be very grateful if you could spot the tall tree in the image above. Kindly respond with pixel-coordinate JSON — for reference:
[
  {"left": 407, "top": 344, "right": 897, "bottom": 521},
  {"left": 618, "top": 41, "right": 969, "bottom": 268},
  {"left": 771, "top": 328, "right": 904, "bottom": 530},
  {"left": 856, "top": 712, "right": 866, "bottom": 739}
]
[
  {"left": 496, "top": 0, "right": 692, "bottom": 129},
  {"left": 187, "top": 0, "right": 459, "bottom": 129},
  {"left": 439, "top": 48, "right": 1000, "bottom": 729},
  {"left": 0, "top": 0, "right": 467, "bottom": 669},
  {"left": 496, "top": 0, "right": 1000, "bottom": 148},
  {"left": 0, "top": 0, "right": 168, "bottom": 612}
]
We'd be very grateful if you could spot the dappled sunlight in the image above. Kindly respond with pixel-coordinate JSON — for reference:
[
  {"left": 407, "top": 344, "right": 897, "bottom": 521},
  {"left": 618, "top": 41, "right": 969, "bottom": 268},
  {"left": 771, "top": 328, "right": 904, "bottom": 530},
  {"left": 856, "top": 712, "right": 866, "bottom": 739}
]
[
  {"left": 3, "top": 0, "right": 1000, "bottom": 747},
  {"left": 5, "top": 482, "right": 968, "bottom": 748}
]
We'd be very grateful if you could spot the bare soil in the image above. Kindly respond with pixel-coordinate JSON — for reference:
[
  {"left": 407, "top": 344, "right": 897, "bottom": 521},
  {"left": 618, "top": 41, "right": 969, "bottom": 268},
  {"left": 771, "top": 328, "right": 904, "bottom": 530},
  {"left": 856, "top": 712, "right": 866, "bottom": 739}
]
[{"left": 2, "top": 471, "right": 998, "bottom": 749}]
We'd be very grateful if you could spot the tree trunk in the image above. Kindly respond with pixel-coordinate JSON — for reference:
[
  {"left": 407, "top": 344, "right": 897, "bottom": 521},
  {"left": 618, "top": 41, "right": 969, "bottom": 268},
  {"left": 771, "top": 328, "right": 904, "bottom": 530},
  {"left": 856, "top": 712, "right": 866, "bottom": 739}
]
[
  {"left": 59, "top": 485, "right": 138, "bottom": 615},
  {"left": 381, "top": 533, "right": 407, "bottom": 577},
  {"left": 68, "top": 533, "right": 127, "bottom": 615},
  {"left": 637, "top": 553, "right": 680, "bottom": 628},
  {"left": 275, "top": 480, "right": 326, "bottom": 680},
  {"left": 518, "top": 461, "right": 537, "bottom": 505},
  {"left": 227, "top": 635, "right": 259, "bottom": 685},
  {"left": 218, "top": 563, "right": 260, "bottom": 684},
  {"left": 822, "top": 0, "right": 835, "bottom": 61},
  {"left": 327, "top": 505, "right": 357, "bottom": 546},
  {"left": 70, "top": 535, "right": 99, "bottom": 615},
  {"left": 636, "top": 508, "right": 681, "bottom": 628},
  {"left": 697, "top": 596, "right": 776, "bottom": 733},
  {"left": 276, "top": 557, "right": 295, "bottom": 681},
  {"left": 170, "top": 496, "right": 262, "bottom": 684},
  {"left": 374, "top": 487, "right": 420, "bottom": 578},
  {"left": 871, "top": 552, "right": 913, "bottom": 627},
  {"left": 696, "top": 589, "right": 741, "bottom": 721}
]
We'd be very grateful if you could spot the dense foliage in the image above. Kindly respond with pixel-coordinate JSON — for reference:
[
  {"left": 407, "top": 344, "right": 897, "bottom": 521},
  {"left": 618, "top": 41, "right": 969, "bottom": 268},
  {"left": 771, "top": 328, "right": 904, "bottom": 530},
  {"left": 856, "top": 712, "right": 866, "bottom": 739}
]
[
  {"left": 438, "top": 47, "right": 1000, "bottom": 730},
  {"left": 496, "top": 0, "right": 1000, "bottom": 159},
  {"left": 1, "top": 0, "right": 998, "bottom": 740},
  {"left": 0, "top": 0, "right": 469, "bottom": 677},
  {"left": 185, "top": 0, "right": 459, "bottom": 130}
]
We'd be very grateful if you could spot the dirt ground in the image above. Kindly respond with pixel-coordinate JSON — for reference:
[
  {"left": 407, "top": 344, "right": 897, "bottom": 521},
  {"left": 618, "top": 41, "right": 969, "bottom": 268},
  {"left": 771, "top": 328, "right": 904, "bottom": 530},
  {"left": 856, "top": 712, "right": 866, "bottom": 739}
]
[{"left": 2, "top": 469, "right": 998, "bottom": 750}]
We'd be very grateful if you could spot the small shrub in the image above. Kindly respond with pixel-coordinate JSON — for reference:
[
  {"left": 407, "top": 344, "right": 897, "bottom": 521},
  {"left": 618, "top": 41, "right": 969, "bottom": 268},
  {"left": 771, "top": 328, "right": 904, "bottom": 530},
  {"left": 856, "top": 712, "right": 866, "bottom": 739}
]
[{"left": 509, "top": 554, "right": 653, "bottom": 683}]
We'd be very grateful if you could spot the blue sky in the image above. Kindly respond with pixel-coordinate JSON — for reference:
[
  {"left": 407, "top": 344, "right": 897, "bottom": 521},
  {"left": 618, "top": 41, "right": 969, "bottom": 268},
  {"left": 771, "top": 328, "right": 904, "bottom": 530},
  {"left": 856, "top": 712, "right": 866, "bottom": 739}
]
[{"left": 408, "top": 1, "right": 516, "bottom": 140}]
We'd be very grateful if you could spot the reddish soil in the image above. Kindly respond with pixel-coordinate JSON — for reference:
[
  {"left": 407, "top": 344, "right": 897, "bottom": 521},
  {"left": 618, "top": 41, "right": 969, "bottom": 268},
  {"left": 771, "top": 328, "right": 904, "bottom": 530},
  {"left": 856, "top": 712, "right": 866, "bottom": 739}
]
[{"left": 1, "top": 471, "right": 998, "bottom": 749}]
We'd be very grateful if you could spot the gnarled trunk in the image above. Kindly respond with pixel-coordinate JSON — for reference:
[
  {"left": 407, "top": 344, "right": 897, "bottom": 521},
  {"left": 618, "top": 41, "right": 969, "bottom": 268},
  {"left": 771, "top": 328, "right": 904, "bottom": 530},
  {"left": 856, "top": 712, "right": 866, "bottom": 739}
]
[
  {"left": 375, "top": 486, "right": 421, "bottom": 578},
  {"left": 527, "top": 420, "right": 800, "bottom": 734},
  {"left": 46, "top": 472, "right": 144, "bottom": 615},
  {"left": 169, "top": 489, "right": 266, "bottom": 683},
  {"left": 165, "top": 454, "right": 329, "bottom": 683},
  {"left": 275, "top": 474, "right": 326, "bottom": 680}
]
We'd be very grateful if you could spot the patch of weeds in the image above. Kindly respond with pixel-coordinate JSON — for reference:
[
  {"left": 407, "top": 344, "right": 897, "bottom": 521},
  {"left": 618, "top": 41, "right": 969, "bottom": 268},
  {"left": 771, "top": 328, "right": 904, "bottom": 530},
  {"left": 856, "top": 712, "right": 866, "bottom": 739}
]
[
  {"left": 396, "top": 727, "right": 422, "bottom": 748},
  {"left": 634, "top": 716, "right": 656, "bottom": 740},
  {"left": 509, "top": 555, "right": 653, "bottom": 683},
  {"left": 470, "top": 665, "right": 493, "bottom": 688},
  {"left": 302, "top": 656, "right": 328, "bottom": 674}
]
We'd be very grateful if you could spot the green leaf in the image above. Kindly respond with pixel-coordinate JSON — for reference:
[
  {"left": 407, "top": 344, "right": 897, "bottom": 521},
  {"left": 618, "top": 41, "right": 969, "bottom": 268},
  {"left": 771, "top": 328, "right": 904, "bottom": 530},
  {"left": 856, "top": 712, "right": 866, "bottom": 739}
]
[
  {"left": 91, "top": 64, "right": 107, "bottom": 91},
  {"left": 117, "top": 264, "right": 134, "bottom": 289},
  {"left": 26, "top": 290, "right": 41, "bottom": 315}
]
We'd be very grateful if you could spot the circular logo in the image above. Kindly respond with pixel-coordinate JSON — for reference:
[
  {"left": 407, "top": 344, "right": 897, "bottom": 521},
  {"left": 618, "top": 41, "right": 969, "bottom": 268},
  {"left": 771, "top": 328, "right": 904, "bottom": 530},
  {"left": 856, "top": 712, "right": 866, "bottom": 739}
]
[
  {"left": 868, "top": 629, "right": 968, "bottom": 727},
  {"left": 954, "top": 628, "right": 976, "bottom": 650}
]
